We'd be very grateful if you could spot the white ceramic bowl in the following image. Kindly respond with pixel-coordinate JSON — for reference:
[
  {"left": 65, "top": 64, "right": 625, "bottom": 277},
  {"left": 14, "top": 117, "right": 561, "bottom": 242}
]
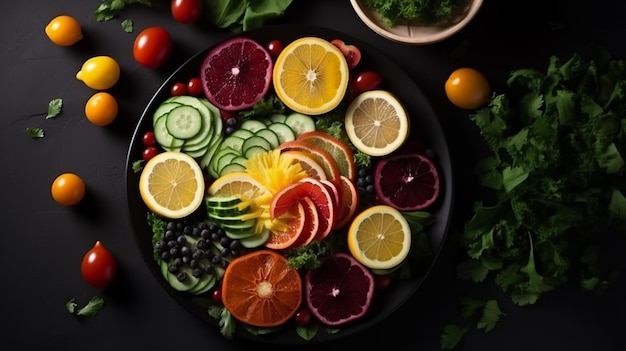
[{"left": 350, "top": 0, "right": 483, "bottom": 45}]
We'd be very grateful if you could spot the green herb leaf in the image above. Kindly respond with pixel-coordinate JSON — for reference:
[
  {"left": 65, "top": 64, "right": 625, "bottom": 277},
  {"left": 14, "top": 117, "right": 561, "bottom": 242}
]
[
  {"left": 132, "top": 159, "right": 145, "bottom": 173},
  {"left": 296, "top": 321, "right": 319, "bottom": 341},
  {"left": 121, "top": 19, "right": 133, "bottom": 32},
  {"left": 440, "top": 324, "right": 468, "bottom": 350},
  {"left": 476, "top": 300, "right": 505, "bottom": 332},
  {"left": 26, "top": 127, "right": 44, "bottom": 138},
  {"left": 201, "top": 0, "right": 293, "bottom": 32},
  {"left": 47, "top": 98, "right": 62, "bottom": 118},
  {"left": 361, "top": 0, "right": 463, "bottom": 26},
  {"left": 95, "top": 0, "right": 152, "bottom": 22},
  {"left": 208, "top": 305, "right": 235, "bottom": 339},
  {"left": 66, "top": 296, "right": 105, "bottom": 317}
]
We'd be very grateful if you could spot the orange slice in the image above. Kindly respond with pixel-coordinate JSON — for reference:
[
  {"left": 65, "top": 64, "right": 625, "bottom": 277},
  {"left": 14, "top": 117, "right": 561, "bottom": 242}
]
[
  {"left": 273, "top": 37, "right": 349, "bottom": 115},
  {"left": 221, "top": 250, "right": 303, "bottom": 328}
]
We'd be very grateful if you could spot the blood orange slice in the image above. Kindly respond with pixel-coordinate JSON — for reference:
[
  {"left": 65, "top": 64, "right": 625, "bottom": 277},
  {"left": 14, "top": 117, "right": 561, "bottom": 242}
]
[
  {"left": 265, "top": 201, "right": 306, "bottom": 250},
  {"left": 374, "top": 153, "right": 441, "bottom": 211},
  {"left": 305, "top": 252, "right": 375, "bottom": 326},
  {"left": 221, "top": 250, "right": 302, "bottom": 328},
  {"left": 200, "top": 37, "right": 273, "bottom": 111},
  {"left": 279, "top": 140, "right": 341, "bottom": 181}
]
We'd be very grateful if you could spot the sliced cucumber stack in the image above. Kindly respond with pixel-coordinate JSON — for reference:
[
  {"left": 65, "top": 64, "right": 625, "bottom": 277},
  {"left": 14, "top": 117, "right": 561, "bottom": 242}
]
[
  {"left": 205, "top": 195, "right": 269, "bottom": 248},
  {"left": 151, "top": 95, "right": 224, "bottom": 168},
  {"left": 208, "top": 112, "right": 316, "bottom": 178}
]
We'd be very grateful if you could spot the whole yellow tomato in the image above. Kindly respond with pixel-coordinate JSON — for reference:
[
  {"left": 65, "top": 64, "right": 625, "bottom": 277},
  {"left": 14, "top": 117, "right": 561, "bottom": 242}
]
[
  {"left": 444, "top": 67, "right": 490, "bottom": 110},
  {"left": 76, "top": 56, "right": 121, "bottom": 90},
  {"left": 85, "top": 92, "right": 118, "bottom": 126},
  {"left": 51, "top": 173, "right": 86, "bottom": 206},
  {"left": 45, "top": 15, "right": 83, "bottom": 47}
]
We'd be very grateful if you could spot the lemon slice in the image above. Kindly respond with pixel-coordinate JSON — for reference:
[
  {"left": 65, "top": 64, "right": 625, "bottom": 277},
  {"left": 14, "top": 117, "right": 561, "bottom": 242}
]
[
  {"left": 273, "top": 37, "right": 349, "bottom": 115},
  {"left": 139, "top": 151, "right": 205, "bottom": 219},
  {"left": 347, "top": 205, "right": 411, "bottom": 271},
  {"left": 344, "top": 90, "right": 410, "bottom": 156},
  {"left": 208, "top": 172, "right": 271, "bottom": 200}
]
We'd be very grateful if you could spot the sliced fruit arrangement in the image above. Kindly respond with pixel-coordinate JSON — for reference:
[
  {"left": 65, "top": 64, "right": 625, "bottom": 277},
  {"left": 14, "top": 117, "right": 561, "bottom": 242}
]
[{"left": 136, "top": 35, "right": 444, "bottom": 337}]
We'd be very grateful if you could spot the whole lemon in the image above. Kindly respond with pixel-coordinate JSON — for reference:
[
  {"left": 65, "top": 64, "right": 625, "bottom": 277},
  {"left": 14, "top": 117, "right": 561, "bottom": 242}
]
[
  {"left": 45, "top": 15, "right": 83, "bottom": 47},
  {"left": 76, "top": 56, "right": 121, "bottom": 90}
]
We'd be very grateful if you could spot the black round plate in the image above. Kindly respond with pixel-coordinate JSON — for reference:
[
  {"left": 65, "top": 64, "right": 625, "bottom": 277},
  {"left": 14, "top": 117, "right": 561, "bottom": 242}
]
[{"left": 125, "top": 24, "right": 454, "bottom": 345}]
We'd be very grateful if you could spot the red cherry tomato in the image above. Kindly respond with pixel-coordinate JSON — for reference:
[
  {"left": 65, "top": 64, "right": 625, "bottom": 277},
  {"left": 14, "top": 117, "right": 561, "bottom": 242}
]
[
  {"left": 142, "top": 131, "right": 156, "bottom": 146},
  {"left": 353, "top": 71, "right": 383, "bottom": 94},
  {"left": 81, "top": 241, "right": 117, "bottom": 290},
  {"left": 211, "top": 288, "right": 223, "bottom": 305},
  {"left": 171, "top": 0, "right": 203, "bottom": 24},
  {"left": 133, "top": 26, "right": 173, "bottom": 69},
  {"left": 187, "top": 77, "right": 203, "bottom": 96},
  {"left": 295, "top": 308, "right": 312, "bottom": 325},
  {"left": 374, "top": 274, "right": 392, "bottom": 290},
  {"left": 266, "top": 40, "right": 284, "bottom": 58},
  {"left": 171, "top": 82, "right": 187, "bottom": 96},
  {"left": 143, "top": 146, "right": 160, "bottom": 162}
]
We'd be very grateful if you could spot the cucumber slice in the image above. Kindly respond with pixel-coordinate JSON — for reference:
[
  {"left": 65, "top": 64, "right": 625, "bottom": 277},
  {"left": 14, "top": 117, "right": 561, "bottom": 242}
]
[
  {"left": 230, "top": 129, "right": 254, "bottom": 139},
  {"left": 255, "top": 128, "right": 280, "bottom": 149},
  {"left": 224, "top": 229, "right": 257, "bottom": 240},
  {"left": 188, "top": 271, "right": 216, "bottom": 295},
  {"left": 240, "top": 119, "right": 267, "bottom": 133},
  {"left": 153, "top": 114, "right": 184, "bottom": 151},
  {"left": 152, "top": 102, "right": 181, "bottom": 126},
  {"left": 285, "top": 113, "right": 316, "bottom": 136},
  {"left": 200, "top": 135, "right": 223, "bottom": 174},
  {"left": 242, "top": 136, "right": 272, "bottom": 154},
  {"left": 219, "top": 162, "right": 246, "bottom": 175},
  {"left": 165, "top": 105, "right": 203, "bottom": 139},
  {"left": 269, "top": 113, "right": 287, "bottom": 124},
  {"left": 206, "top": 195, "right": 241, "bottom": 208},
  {"left": 216, "top": 152, "right": 240, "bottom": 174},
  {"left": 244, "top": 145, "right": 268, "bottom": 159},
  {"left": 267, "top": 122, "right": 296, "bottom": 144},
  {"left": 238, "top": 229, "right": 270, "bottom": 248},
  {"left": 220, "top": 135, "right": 245, "bottom": 153}
]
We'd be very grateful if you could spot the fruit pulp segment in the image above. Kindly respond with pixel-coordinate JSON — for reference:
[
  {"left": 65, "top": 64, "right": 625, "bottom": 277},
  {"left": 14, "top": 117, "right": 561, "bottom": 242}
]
[
  {"left": 149, "top": 160, "right": 199, "bottom": 209},
  {"left": 357, "top": 213, "right": 407, "bottom": 261}
]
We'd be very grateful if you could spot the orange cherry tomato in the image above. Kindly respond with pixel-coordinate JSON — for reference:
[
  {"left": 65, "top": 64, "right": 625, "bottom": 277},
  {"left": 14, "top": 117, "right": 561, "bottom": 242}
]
[
  {"left": 85, "top": 92, "right": 118, "bottom": 126},
  {"left": 45, "top": 15, "right": 83, "bottom": 46},
  {"left": 51, "top": 173, "right": 85, "bottom": 206},
  {"left": 444, "top": 67, "right": 490, "bottom": 110}
]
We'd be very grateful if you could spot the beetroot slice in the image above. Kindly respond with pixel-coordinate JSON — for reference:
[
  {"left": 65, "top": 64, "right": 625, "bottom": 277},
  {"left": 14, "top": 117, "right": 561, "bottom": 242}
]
[
  {"left": 200, "top": 37, "right": 273, "bottom": 111},
  {"left": 374, "top": 153, "right": 441, "bottom": 211},
  {"left": 305, "top": 252, "right": 375, "bottom": 326}
]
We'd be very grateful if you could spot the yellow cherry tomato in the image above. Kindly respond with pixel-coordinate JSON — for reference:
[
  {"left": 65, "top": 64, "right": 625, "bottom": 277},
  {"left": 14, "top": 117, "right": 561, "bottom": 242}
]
[
  {"left": 51, "top": 173, "right": 86, "bottom": 206},
  {"left": 444, "top": 67, "right": 490, "bottom": 110},
  {"left": 85, "top": 92, "right": 118, "bottom": 126},
  {"left": 45, "top": 15, "right": 83, "bottom": 47},
  {"left": 76, "top": 56, "right": 121, "bottom": 90}
]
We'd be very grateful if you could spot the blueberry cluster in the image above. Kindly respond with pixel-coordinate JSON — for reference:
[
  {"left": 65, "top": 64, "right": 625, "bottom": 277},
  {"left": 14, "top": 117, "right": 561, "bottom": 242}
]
[
  {"left": 154, "top": 220, "right": 243, "bottom": 282},
  {"left": 224, "top": 117, "right": 239, "bottom": 135},
  {"left": 356, "top": 166, "right": 375, "bottom": 205}
]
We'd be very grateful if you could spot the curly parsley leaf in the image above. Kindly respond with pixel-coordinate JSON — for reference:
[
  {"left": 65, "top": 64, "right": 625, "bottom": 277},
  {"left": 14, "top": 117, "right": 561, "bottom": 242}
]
[
  {"left": 361, "top": 0, "right": 463, "bottom": 26},
  {"left": 47, "top": 98, "right": 62, "bottom": 118},
  {"left": 26, "top": 127, "right": 44, "bottom": 138}
]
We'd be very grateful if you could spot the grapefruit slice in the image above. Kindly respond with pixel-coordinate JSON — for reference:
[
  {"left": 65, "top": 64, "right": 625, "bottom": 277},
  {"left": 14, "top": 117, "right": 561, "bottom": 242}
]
[
  {"left": 296, "top": 131, "right": 357, "bottom": 181},
  {"left": 264, "top": 201, "right": 306, "bottom": 250},
  {"left": 305, "top": 252, "right": 375, "bottom": 326},
  {"left": 335, "top": 175, "right": 360, "bottom": 230},
  {"left": 221, "top": 250, "right": 302, "bottom": 328},
  {"left": 279, "top": 140, "right": 341, "bottom": 181},
  {"left": 374, "top": 153, "right": 441, "bottom": 211},
  {"left": 270, "top": 178, "right": 336, "bottom": 241},
  {"left": 200, "top": 37, "right": 273, "bottom": 111}
]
